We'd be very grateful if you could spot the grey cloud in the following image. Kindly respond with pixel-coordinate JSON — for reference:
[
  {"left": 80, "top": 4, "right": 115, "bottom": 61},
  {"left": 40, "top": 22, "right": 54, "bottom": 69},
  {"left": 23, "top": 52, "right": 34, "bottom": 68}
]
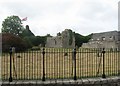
[
  {"left": 74, "top": 0, "right": 117, "bottom": 35},
  {"left": 1, "top": 1, "right": 73, "bottom": 19},
  {"left": 76, "top": 0, "right": 117, "bottom": 22},
  {"left": 0, "top": 0, "right": 119, "bottom": 36}
]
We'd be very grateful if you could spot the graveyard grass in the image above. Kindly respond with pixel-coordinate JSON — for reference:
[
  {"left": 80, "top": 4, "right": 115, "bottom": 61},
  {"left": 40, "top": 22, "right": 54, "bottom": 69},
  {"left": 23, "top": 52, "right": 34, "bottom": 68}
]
[{"left": 2, "top": 48, "right": 119, "bottom": 80}]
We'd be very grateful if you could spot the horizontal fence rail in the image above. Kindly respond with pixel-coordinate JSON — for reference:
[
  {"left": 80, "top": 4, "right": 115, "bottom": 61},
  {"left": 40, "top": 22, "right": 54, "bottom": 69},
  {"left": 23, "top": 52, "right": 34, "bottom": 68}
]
[{"left": 1, "top": 48, "right": 120, "bottom": 81}]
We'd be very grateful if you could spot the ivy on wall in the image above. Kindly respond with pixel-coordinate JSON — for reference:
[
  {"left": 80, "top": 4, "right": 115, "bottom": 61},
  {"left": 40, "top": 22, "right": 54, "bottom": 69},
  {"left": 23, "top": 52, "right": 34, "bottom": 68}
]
[{"left": 68, "top": 30, "right": 73, "bottom": 45}]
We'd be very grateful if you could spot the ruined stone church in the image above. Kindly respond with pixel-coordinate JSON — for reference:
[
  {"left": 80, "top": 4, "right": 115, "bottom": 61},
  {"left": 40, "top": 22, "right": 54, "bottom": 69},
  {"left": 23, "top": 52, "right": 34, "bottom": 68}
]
[
  {"left": 46, "top": 29, "right": 75, "bottom": 48},
  {"left": 82, "top": 31, "right": 120, "bottom": 50}
]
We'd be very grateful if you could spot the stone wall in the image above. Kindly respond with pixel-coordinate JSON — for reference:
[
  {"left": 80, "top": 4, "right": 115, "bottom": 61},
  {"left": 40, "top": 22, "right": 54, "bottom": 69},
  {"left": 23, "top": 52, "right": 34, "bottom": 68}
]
[
  {"left": 61, "top": 29, "right": 75, "bottom": 48},
  {"left": 1, "top": 77, "right": 120, "bottom": 86},
  {"left": 46, "top": 36, "right": 62, "bottom": 48},
  {"left": 46, "top": 29, "right": 75, "bottom": 48},
  {"left": 82, "top": 31, "right": 120, "bottom": 49}
]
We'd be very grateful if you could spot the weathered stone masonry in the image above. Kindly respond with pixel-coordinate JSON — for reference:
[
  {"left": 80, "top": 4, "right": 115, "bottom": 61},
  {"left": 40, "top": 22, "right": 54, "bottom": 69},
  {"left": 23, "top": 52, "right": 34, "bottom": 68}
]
[
  {"left": 46, "top": 29, "right": 75, "bottom": 48},
  {"left": 82, "top": 31, "right": 120, "bottom": 50}
]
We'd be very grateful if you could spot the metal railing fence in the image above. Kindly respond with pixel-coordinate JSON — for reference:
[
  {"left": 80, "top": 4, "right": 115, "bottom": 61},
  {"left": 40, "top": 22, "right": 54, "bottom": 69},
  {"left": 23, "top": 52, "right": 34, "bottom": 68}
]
[{"left": 1, "top": 48, "right": 120, "bottom": 82}]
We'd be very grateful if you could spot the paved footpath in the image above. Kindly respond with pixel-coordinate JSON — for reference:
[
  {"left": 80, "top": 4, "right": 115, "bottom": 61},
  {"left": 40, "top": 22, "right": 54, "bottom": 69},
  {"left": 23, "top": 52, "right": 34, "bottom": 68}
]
[{"left": 1, "top": 77, "right": 120, "bottom": 86}]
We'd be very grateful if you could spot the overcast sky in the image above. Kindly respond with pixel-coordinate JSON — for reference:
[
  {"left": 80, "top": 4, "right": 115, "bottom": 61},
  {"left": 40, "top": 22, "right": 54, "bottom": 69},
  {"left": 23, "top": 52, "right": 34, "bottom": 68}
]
[{"left": 0, "top": 0, "right": 119, "bottom": 36}]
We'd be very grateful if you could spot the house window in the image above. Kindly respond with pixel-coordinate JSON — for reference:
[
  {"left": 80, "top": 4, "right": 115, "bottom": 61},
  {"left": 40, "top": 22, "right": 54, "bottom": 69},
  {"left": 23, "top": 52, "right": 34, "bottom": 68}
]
[
  {"left": 91, "top": 39, "right": 93, "bottom": 41},
  {"left": 102, "top": 37, "right": 105, "bottom": 40},
  {"left": 97, "top": 38, "right": 100, "bottom": 41},
  {"left": 54, "top": 39, "right": 57, "bottom": 45},
  {"left": 109, "top": 36, "right": 113, "bottom": 40},
  {"left": 110, "top": 36, "right": 115, "bottom": 40},
  {"left": 113, "top": 36, "right": 115, "bottom": 40}
]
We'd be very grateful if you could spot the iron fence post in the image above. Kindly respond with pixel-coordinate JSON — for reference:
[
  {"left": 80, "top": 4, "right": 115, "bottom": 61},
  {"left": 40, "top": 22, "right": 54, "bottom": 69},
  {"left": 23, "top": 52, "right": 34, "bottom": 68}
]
[
  {"left": 118, "top": 48, "right": 120, "bottom": 76},
  {"left": 9, "top": 47, "right": 13, "bottom": 82},
  {"left": 73, "top": 48, "right": 77, "bottom": 80},
  {"left": 102, "top": 48, "right": 106, "bottom": 78},
  {"left": 42, "top": 48, "right": 45, "bottom": 81}
]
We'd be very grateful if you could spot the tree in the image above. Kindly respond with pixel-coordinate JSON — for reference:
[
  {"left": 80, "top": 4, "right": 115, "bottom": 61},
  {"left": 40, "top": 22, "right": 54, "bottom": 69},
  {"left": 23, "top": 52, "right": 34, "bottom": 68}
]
[
  {"left": 2, "top": 33, "right": 30, "bottom": 52},
  {"left": 23, "top": 36, "right": 47, "bottom": 47},
  {"left": 46, "top": 34, "right": 52, "bottom": 37},
  {"left": 21, "top": 25, "right": 35, "bottom": 37},
  {"left": 23, "top": 36, "right": 36, "bottom": 46},
  {"left": 35, "top": 36, "right": 47, "bottom": 47},
  {"left": 2, "top": 15, "right": 24, "bottom": 37},
  {"left": 57, "top": 32, "right": 61, "bottom": 36},
  {"left": 74, "top": 33, "right": 91, "bottom": 47}
]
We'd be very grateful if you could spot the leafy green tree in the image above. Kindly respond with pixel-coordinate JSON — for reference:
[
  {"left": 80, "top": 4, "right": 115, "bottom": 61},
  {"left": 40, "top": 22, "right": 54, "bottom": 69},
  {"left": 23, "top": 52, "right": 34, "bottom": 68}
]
[
  {"left": 74, "top": 33, "right": 91, "bottom": 47},
  {"left": 46, "top": 34, "right": 52, "bottom": 37},
  {"left": 57, "top": 32, "right": 61, "bottom": 36},
  {"left": 21, "top": 25, "right": 35, "bottom": 37},
  {"left": 2, "top": 15, "right": 24, "bottom": 36},
  {"left": 23, "top": 36, "right": 47, "bottom": 47},
  {"left": 23, "top": 36, "right": 36, "bottom": 46},
  {"left": 35, "top": 36, "right": 47, "bottom": 47}
]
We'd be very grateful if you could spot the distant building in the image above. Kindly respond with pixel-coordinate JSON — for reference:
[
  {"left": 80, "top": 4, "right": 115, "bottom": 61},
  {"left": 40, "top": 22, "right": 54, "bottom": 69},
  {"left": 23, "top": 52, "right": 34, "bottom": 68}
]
[
  {"left": 82, "top": 31, "right": 120, "bottom": 50},
  {"left": 46, "top": 29, "right": 75, "bottom": 48}
]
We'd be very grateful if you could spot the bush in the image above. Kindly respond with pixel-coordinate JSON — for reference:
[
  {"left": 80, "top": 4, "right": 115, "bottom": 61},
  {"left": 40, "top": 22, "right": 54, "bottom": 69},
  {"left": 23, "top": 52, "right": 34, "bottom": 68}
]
[{"left": 2, "top": 33, "right": 30, "bottom": 52}]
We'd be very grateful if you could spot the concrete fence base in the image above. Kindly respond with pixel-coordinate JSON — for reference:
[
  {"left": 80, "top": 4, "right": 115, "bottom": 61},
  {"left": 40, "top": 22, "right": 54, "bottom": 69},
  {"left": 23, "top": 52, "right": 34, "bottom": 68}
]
[{"left": 1, "top": 77, "right": 120, "bottom": 86}]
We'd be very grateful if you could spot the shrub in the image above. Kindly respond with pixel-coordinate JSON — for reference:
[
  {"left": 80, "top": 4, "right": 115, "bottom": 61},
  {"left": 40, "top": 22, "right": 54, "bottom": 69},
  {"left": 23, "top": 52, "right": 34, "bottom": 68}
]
[{"left": 2, "top": 33, "right": 30, "bottom": 52}]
